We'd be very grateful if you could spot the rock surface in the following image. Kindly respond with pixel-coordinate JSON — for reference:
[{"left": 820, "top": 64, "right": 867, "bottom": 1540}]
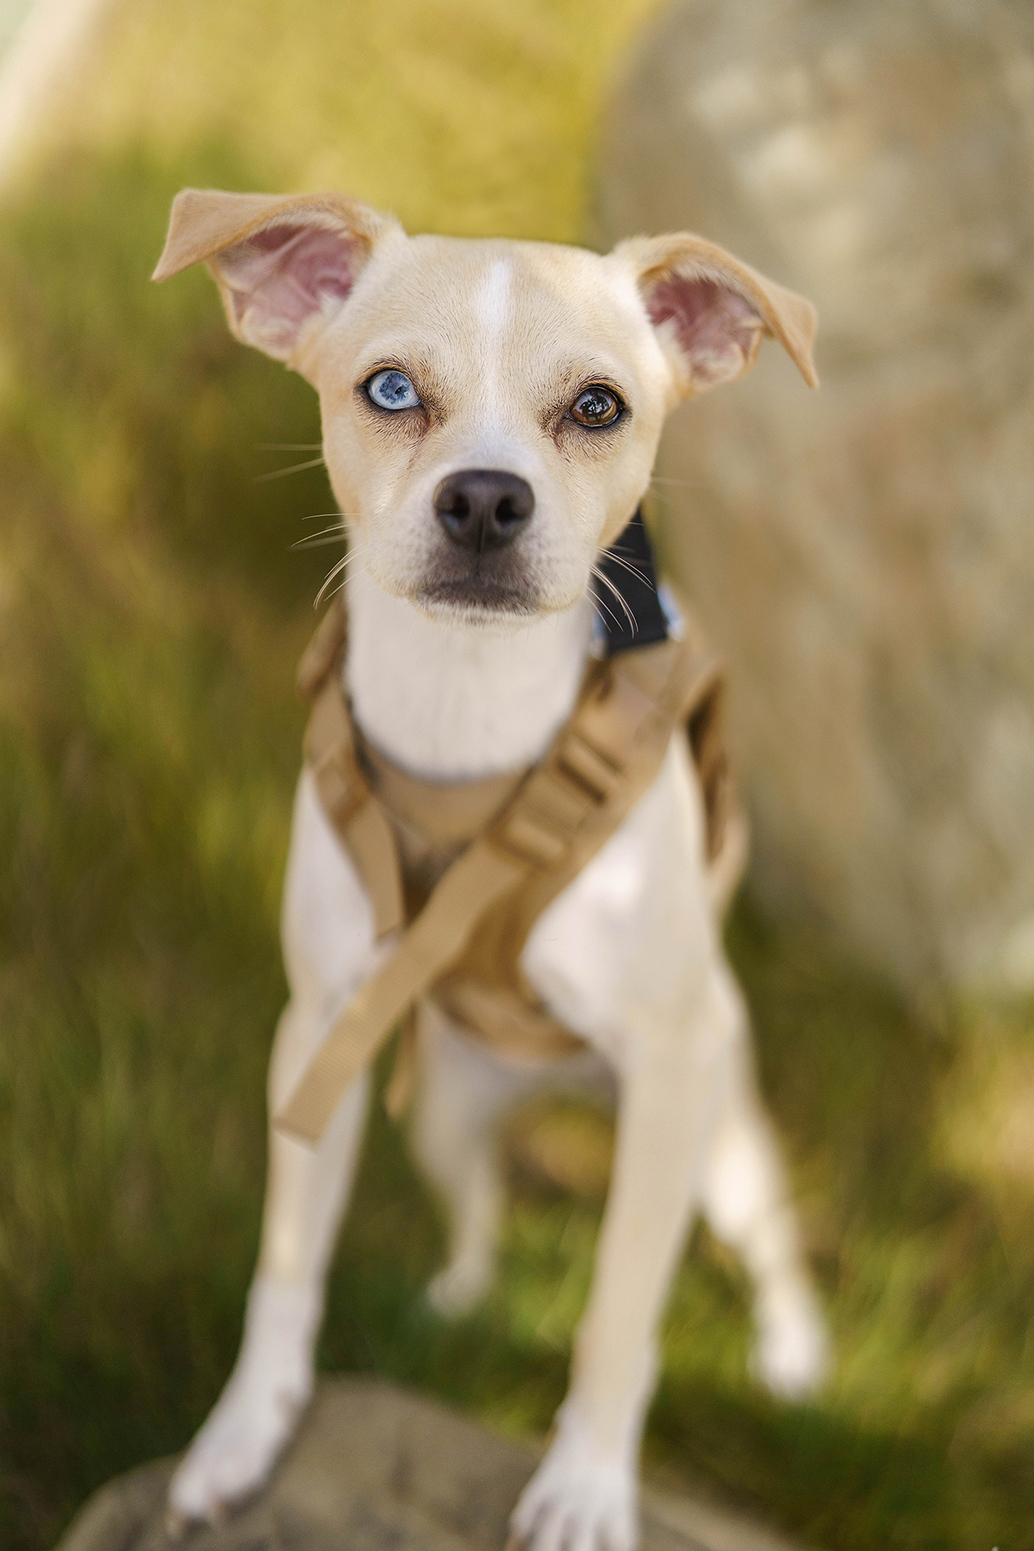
[
  {"left": 597, "top": 0, "right": 1034, "bottom": 997},
  {"left": 55, "top": 1377, "right": 808, "bottom": 1551}
]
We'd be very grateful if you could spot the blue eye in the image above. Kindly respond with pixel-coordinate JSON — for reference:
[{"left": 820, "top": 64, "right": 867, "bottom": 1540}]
[{"left": 366, "top": 368, "right": 421, "bottom": 411}]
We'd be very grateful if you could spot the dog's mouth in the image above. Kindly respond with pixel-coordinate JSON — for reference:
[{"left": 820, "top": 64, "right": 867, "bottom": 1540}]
[
  {"left": 415, "top": 573, "right": 540, "bottom": 621},
  {"left": 414, "top": 551, "right": 541, "bottom": 621}
]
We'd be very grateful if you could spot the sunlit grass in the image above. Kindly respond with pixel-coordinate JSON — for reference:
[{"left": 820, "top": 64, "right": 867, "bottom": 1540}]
[
  {"left": 28, "top": 0, "right": 662, "bottom": 244},
  {"left": 2, "top": 3, "right": 1034, "bottom": 1547}
]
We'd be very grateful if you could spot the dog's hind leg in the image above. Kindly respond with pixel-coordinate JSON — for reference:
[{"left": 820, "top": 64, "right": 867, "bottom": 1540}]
[
  {"left": 409, "top": 1002, "right": 533, "bottom": 1317},
  {"left": 701, "top": 1035, "right": 829, "bottom": 1400},
  {"left": 168, "top": 772, "right": 379, "bottom": 1525}
]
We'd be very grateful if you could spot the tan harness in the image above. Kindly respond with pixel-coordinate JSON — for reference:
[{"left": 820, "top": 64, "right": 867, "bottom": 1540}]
[{"left": 275, "top": 595, "right": 736, "bottom": 1145}]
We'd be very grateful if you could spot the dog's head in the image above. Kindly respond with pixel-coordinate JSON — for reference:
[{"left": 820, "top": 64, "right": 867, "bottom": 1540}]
[{"left": 155, "top": 190, "right": 816, "bottom": 628}]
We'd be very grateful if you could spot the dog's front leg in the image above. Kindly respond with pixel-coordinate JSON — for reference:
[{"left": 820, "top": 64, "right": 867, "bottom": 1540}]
[
  {"left": 169, "top": 772, "right": 379, "bottom": 1525},
  {"left": 511, "top": 970, "right": 739, "bottom": 1551}
]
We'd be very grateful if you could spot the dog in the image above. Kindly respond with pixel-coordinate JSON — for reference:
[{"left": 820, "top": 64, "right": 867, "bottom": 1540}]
[{"left": 153, "top": 189, "right": 828, "bottom": 1551}]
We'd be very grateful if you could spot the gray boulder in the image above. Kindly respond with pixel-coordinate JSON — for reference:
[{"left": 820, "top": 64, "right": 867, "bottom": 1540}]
[
  {"left": 55, "top": 1377, "right": 809, "bottom": 1551},
  {"left": 597, "top": 0, "right": 1034, "bottom": 997}
]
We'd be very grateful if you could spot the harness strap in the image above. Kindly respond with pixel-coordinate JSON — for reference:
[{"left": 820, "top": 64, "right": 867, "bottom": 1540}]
[
  {"left": 296, "top": 596, "right": 405, "bottom": 937},
  {"left": 275, "top": 628, "right": 702, "bottom": 1145},
  {"left": 305, "top": 674, "right": 405, "bottom": 938},
  {"left": 276, "top": 836, "right": 526, "bottom": 1141},
  {"left": 361, "top": 735, "right": 527, "bottom": 850}
]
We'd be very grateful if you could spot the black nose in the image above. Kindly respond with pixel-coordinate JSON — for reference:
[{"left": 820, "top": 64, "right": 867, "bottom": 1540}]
[{"left": 433, "top": 469, "right": 535, "bottom": 552}]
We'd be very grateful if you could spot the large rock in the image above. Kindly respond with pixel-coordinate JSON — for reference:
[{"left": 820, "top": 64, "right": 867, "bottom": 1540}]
[
  {"left": 55, "top": 1377, "right": 809, "bottom": 1551},
  {"left": 597, "top": 0, "right": 1034, "bottom": 997}
]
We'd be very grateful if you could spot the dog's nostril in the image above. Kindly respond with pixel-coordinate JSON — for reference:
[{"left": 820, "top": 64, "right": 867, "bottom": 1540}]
[
  {"left": 443, "top": 492, "right": 470, "bottom": 519},
  {"left": 433, "top": 469, "right": 535, "bottom": 552}
]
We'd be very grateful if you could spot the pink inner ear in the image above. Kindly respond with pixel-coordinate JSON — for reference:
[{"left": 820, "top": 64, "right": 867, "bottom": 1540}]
[
  {"left": 223, "top": 221, "right": 360, "bottom": 357},
  {"left": 647, "top": 274, "right": 762, "bottom": 388}
]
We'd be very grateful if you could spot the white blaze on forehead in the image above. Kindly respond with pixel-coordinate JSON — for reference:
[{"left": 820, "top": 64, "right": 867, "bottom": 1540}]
[
  {"left": 476, "top": 257, "right": 512, "bottom": 349},
  {"left": 470, "top": 256, "right": 513, "bottom": 415}
]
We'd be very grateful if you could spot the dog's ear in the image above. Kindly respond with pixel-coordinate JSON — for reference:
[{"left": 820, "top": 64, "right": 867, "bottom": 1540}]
[
  {"left": 616, "top": 233, "right": 818, "bottom": 395},
  {"left": 153, "top": 189, "right": 401, "bottom": 363}
]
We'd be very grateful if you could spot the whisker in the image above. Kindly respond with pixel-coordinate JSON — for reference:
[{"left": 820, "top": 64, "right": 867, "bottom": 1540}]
[
  {"left": 255, "top": 456, "right": 326, "bottom": 482},
  {"left": 292, "top": 535, "right": 348, "bottom": 550},
  {"left": 591, "top": 564, "right": 638, "bottom": 634},
  {"left": 587, "top": 594, "right": 612, "bottom": 635},
  {"left": 590, "top": 564, "right": 638, "bottom": 635},
  {"left": 316, "top": 568, "right": 357, "bottom": 608},
  {"left": 291, "top": 522, "right": 346, "bottom": 548},
  {"left": 601, "top": 550, "right": 651, "bottom": 586},
  {"left": 588, "top": 583, "right": 622, "bottom": 634},
  {"left": 314, "top": 553, "right": 352, "bottom": 607}
]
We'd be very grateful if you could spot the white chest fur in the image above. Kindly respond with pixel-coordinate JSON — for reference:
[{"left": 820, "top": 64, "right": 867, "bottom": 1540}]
[{"left": 344, "top": 566, "right": 594, "bottom": 782}]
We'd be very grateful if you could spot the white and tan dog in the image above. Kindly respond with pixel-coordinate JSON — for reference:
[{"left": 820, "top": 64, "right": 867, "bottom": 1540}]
[{"left": 154, "top": 190, "right": 828, "bottom": 1551}]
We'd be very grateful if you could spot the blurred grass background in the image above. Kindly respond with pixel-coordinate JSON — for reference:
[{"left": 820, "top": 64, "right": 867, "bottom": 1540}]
[{"left": 2, "top": 2, "right": 1034, "bottom": 1548}]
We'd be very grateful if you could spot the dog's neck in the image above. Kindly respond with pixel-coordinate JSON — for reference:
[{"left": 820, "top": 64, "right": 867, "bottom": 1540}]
[{"left": 344, "top": 562, "right": 593, "bottom": 783}]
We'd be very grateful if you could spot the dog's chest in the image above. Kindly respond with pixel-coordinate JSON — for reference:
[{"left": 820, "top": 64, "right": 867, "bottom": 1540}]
[{"left": 357, "top": 732, "right": 528, "bottom": 908}]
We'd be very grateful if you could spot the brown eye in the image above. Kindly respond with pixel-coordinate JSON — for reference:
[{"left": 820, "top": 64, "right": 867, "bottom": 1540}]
[{"left": 569, "top": 385, "right": 623, "bottom": 427}]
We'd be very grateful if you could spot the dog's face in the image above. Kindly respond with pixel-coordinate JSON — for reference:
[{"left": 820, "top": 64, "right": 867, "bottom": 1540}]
[
  {"left": 155, "top": 191, "right": 817, "bottom": 628},
  {"left": 310, "top": 234, "right": 674, "bottom": 623}
]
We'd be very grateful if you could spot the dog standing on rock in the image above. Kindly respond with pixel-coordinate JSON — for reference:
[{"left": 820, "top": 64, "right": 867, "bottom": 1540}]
[{"left": 154, "top": 188, "right": 829, "bottom": 1551}]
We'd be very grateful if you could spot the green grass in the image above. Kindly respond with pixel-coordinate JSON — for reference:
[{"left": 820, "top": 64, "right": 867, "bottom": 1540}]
[{"left": 2, "top": 5, "right": 1034, "bottom": 1547}]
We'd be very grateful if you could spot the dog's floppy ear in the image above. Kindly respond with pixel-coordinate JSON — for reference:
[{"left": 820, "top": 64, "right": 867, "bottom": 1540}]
[
  {"left": 616, "top": 233, "right": 818, "bottom": 395},
  {"left": 153, "top": 189, "right": 401, "bottom": 363}
]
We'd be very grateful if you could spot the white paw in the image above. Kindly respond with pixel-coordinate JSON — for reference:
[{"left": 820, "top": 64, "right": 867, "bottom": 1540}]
[
  {"left": 510, "top": 1416, "right": 637, "bottom": 1551},
  {"left": 751, "top": 1282, "right": 830, "bottom": 1401},
  {"left": 427, "top": 1257, "right": 492, "bottom": 1318},
  {"left": 168, "top": 1278, "right": 320, "bottom": 1523},
  {"left": 168, "top": 1368, "right": 310, "bottom": 1522}
]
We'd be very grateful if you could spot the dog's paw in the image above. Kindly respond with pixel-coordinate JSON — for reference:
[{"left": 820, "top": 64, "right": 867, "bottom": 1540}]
[
  {"left": 168, "top": 1278, "right": 319, "bottom": 1523},
  {"left": 426, "top": 1257, "right": 492, "bottom": 1318},
  {"left": 751, "top": 1281, "right": 830, "bottom": 1401},
  {"left": 168, "top": 1363, "right": 312, "bottom": 1522},
  {"left": 510, "top": 1421, "right": 637, "bottom": 1551}
]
